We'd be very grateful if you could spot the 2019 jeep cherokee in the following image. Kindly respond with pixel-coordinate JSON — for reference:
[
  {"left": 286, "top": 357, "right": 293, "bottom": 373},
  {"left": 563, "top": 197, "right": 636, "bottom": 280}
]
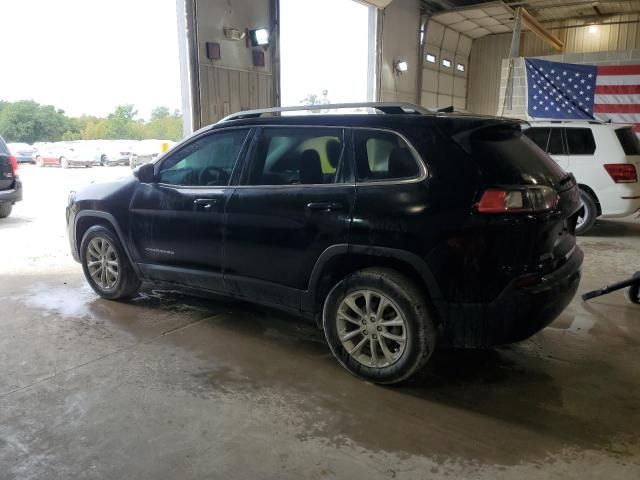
[{"left": 66, "top": 103, "right": 583, "bottom": 384}]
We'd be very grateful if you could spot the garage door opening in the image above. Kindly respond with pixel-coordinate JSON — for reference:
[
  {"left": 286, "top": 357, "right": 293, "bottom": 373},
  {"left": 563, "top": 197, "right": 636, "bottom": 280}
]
[{"left": 280, "top": 0, "right": 377, "bottom": 107}]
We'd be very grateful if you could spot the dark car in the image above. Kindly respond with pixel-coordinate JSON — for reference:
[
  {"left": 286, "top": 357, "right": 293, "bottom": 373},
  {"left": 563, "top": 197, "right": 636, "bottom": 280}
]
[
  {"left": 0, "top": 136, "right": 23, "bottom": 218},
  {"left": 66, "top": 103, "right": 583, "bottom": 384}
]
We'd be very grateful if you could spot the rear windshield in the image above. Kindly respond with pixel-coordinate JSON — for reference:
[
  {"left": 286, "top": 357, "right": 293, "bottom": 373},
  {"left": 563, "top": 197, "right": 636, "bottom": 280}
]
[
  {"left": 470, "top": 126, "right": 567, "bottom": 189},
  {"left": 615, "top": 127, "right": 640, "bottom": 155}
]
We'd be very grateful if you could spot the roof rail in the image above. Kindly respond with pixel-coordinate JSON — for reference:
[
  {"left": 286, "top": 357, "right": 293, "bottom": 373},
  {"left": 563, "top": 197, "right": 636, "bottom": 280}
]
[{"left": 219, "top": 102, "right": 431, "bottom": 123}]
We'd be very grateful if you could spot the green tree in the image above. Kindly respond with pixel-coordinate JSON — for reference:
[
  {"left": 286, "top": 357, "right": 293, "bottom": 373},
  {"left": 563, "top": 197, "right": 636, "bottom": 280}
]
[
  {"left": 100, "top": 104, "right": 139, "bottom": 139},
  {"left": 0, "top": 100, "right": 70, "bottom": 143},
  {"left": 145, "top": 106, "right": 183, "bottom": 141}
]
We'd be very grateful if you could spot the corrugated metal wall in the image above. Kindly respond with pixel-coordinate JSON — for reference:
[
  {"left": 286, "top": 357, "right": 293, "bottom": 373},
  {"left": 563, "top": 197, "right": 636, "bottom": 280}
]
[
  {"left": 199, "top": 66, "right": 273, "bottom": 126},
  {"left": 467, "top": 14, "right": 640, "bottom": 115}
]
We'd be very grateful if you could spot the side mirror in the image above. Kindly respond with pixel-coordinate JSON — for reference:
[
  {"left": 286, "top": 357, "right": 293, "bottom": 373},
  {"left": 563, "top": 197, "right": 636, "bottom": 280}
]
[{"left": 134, "top": 163, "right": 156, "bottom": 183}]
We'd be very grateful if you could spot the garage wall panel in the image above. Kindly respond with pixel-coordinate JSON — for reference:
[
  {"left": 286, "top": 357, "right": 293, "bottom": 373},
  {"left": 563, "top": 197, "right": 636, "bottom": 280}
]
[
  {"left": 420, "top": 19, "right": 470, "bottom": 110},
  {"left": 379, "top": 0, "right": 421, "bottom": 102},
  {"left": 195, "top": 0, "right": 274, "bottom": 126}
]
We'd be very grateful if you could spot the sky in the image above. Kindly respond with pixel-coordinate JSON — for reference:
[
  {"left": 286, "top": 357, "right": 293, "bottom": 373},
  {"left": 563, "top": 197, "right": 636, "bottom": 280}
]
[
  {"left": 280, "top": 0, "right": 371, "bottom": 106},
  {"left": 0, "top": 0, "right": 182, "bottom": 119}
]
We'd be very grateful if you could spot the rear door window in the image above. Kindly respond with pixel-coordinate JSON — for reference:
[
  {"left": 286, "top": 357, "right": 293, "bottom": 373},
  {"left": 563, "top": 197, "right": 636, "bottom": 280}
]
[
  {"left": 566, "top": 128, "right": 596, "bottom": 155},
  {"left": 246, "top": 128, "right": 345, "bottom": 185},
  {"left": 353, "top": 130, "right": 421, "bottom": 181},
  {"left": 615, "top": 127, "right": 640, "bottom": 155},
  {"left": 547, "top": 128, "right": 565, "bottom": 155}
]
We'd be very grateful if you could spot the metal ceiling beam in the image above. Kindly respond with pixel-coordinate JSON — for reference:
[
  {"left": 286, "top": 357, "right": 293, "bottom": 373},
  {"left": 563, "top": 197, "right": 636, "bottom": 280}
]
[{"left": 521, "top": 7, "right": 565, "bottom": 50}]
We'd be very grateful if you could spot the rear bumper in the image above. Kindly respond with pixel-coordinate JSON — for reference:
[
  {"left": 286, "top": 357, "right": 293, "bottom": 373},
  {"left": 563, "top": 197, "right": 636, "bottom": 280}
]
[
  {"left": 599, "top": 183, "right": 640, "bottom": 217},
  {"left": 444, "top": 246, "right": 583, "bottom": 348},
  {"left": 0, "top": 180, "right": 22, "bottom": 204}
]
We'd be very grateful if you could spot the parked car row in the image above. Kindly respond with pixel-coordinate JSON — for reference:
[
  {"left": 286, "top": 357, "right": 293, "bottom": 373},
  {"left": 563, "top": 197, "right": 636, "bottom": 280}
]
[{"left": 4, "top": 139, "right": 175, "bottom": 169}]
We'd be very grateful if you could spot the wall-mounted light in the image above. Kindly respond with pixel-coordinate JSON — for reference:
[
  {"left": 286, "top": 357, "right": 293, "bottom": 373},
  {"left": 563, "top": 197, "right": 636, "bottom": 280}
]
[
  {"left": 426, "top": 54, "right": 436, "bottom": 63},
  {"left": 224, "top": 27, "right": 245, "bottom": 41},
  {"left": 588, "top": 24, "right": 599, "bottom": 34},
  {"left": 394, "top": 60, "right": 408, "bottom": 75},
  {"left": 249, "top": 28, "right": 270, "bottom": 47},
  {"left": 456, "top": 63, "right": 465, "bottom": 72},
  {"left": 442, "top": 59, "right": 452, "bottom": 68}
]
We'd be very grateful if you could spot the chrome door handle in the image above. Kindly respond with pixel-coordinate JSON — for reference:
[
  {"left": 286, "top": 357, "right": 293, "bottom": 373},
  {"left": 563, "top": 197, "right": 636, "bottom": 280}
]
[
  {"left": 306, "top": 201, "right": 344, "bottom": 211},
  {"left": 194, "top": 198, "right": 218, "bottom": 210}
]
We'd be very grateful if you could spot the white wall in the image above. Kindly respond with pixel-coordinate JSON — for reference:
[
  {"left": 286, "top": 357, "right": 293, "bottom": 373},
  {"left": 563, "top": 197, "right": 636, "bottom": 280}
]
[
  {"left": 194, "top": 0, "right": 274, "bottom": 126},
  {"left": 379, "top": 0, "right": 421, "bottom": 102}
]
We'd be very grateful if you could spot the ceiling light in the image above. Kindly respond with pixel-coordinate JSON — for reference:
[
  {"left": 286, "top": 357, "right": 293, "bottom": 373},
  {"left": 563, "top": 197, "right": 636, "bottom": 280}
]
[
  {"left": 589, "top": 25, "right": 598, "bottom": 34},
  {"left": 249, "top": 28, "right": 270, "bottom": 47}
]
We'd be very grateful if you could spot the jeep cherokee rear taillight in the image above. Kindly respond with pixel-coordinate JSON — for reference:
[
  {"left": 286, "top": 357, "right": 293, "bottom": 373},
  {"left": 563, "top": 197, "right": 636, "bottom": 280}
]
[
  {"left": 476, "top": 186, "right": 559, "bottom": 214},
  {"left": 604, "top": 164, "right": 637, "bottom": 183}
]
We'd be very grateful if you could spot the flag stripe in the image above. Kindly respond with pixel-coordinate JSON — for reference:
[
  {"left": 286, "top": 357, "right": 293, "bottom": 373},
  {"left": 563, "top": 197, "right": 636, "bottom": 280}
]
[
  {"left": 594, "top": 74, "right": 640, "bottom": 85},
  {"left": 598, "top": 113, "right": 640, "bottom": 123},
  {"left": 593, "top": 103, "right": 640, "bottom": 113},
  {"left": 594, "top": 94, "right": 640, "bottom": 104},
  {"left": 597, "top": 65, "right": 640, "bottom": 75},
  {"left": 595, "top": 84, "right": 640, "bottom": 94}
]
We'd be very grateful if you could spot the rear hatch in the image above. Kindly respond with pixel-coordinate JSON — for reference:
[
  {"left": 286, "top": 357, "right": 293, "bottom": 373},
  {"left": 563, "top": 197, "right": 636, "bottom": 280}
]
[{"left": 444, "top": 120, "right": 581, "bottom": 274}]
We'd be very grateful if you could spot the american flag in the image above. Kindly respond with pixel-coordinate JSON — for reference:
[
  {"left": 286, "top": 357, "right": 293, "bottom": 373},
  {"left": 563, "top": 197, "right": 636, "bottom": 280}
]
[{"left": 525, "top": 58, "right": 640, "bottom": 132}]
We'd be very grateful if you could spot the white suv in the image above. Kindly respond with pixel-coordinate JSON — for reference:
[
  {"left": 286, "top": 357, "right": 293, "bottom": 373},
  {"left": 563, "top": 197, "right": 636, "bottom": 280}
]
[{"left": 524, "top": 121, "right": 640, "bottom": 234}]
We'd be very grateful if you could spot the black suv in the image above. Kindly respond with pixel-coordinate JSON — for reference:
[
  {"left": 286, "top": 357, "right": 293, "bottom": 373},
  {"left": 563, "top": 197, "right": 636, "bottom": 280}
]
[
  {"left": 67, "top": 103, "right": 583, "bottom": 384},
  {"left": 0, "top": 135, "right": 22, "bottom": 218}
]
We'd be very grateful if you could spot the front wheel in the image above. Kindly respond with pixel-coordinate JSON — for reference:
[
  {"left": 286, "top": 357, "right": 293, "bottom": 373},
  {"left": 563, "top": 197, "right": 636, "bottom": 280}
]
[
  {"left": 323, "top": 268, "right": 436, "bottom": 384},
  {"left": 80, "top": 225, "right": 141, "bottom": 300},
  {"left": 576, "top": 190, "right": 597, "bottom": 235}
]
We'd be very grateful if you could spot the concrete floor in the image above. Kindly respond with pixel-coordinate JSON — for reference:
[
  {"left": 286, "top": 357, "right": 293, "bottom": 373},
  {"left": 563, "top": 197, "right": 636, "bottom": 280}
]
[{"left": 1, "top": 165, "right": 639, "bottom": 479}]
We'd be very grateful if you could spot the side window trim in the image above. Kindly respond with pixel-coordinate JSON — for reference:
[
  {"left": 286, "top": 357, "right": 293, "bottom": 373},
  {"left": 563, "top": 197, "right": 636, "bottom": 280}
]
[
  {"left": 237, "top": 125, "right": 351, "bottom": 188},
  {"left": 352, "top": 127, "right": 427, "bottom": 185},
  {"left": 153, "top": 127, "right": 253, "bottom": 188}
]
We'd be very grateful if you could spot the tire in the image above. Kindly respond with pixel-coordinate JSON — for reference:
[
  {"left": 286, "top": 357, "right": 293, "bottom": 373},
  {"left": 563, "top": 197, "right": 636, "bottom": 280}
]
[
  {"left": 80, "top": 225, "right": 141, "bottom": 300},
  {"left": 0, "top": 204, "right": 12, "bottom": 218},
  {"left": 323, "top": 268, "right": 436, "bottom": 384},
  {"left": 576, "top": 189, "right": 597, "bottom": 235},
  {"left": 60, "top": 157, "right": 69, "bottom": 169}
]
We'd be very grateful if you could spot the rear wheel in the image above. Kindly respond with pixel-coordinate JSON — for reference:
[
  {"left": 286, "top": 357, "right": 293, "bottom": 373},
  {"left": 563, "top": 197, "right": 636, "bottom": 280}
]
[
  {"left": 80, "top": 225, "right": 141, "bottom": 300},
  {"left": 323, "top": 268, "right": 436, "bottom": 384},
  {"left": 576, "top": 189, "right": 597, "bottom": 236},
  {"left": 0, "top": 204, "right": 12, "bottom": 218}
]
